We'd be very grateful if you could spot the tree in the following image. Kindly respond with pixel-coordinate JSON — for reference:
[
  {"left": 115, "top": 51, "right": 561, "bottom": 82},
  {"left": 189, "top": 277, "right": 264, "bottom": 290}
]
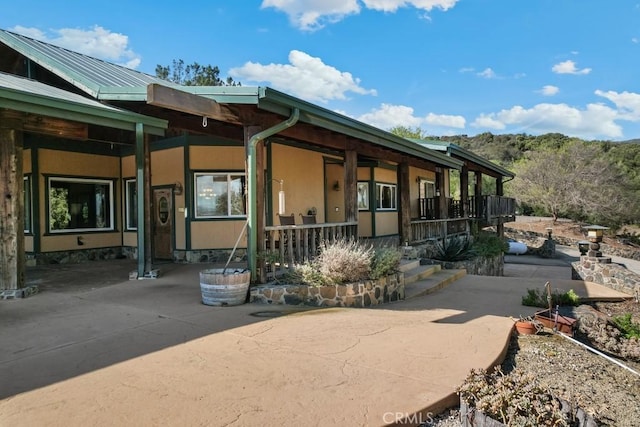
[
  {"left": 155, "top": 59, "right": 240, "bottom": 86},
  {"left": 509, "top": 141, "right": 636, "bottom": 228},
  {"left": 389, "top": 126, "right": 430, "bottom": 140}
]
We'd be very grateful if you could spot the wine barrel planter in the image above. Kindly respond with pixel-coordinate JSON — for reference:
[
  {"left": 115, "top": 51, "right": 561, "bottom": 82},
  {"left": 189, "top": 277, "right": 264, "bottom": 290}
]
[{"left": 199, "top": 269, "right": 251, "bottom": 306}]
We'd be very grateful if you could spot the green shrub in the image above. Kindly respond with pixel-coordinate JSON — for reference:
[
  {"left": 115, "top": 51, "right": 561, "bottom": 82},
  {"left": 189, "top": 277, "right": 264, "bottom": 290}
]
[
  {"left": 370, "top": 247, "right": 402, "bottom": 280},
  {"left": 521, "top": 288, "right": 580, "bottom": 307},
  {"left": 472, "top": 232, "right": 509, "bottom": 257},
  {"left": 433, "top": 235, "right": 476, "bottom": 262},
  {"left": 282, "top": 262, "right": 327, "bottom": 287},
  {"left": 612, "top": 313, "right": 640, "bottom": 340}
]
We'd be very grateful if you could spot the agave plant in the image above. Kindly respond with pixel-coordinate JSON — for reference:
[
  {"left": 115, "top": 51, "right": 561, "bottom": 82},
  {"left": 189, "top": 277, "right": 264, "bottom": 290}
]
[{"left": 433, "top": 235, "right": 476, "bottom": 262}]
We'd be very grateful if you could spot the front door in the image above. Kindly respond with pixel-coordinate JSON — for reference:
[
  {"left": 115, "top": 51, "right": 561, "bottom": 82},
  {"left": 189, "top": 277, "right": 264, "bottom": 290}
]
[{"left": 153, "top": 188, "right": 173, "bottom": 260}]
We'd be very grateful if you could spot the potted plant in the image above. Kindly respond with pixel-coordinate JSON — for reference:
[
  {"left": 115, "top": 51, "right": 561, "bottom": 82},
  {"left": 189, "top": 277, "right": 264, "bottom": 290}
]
[{"left": 514, "top": 316, "right": 541, "bottom": 335}]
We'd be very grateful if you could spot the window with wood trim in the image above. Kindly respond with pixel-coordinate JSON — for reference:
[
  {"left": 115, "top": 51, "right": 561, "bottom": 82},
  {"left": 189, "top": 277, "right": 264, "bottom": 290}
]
[
  {"left": 194, "top": 172, "right": 246, "bottom": 218},
  {"left": 47, "top": 177, "right": 114, "bottom": 232},
  {"left": 376, "top": 183, "right": 397, "bottom": 210}
]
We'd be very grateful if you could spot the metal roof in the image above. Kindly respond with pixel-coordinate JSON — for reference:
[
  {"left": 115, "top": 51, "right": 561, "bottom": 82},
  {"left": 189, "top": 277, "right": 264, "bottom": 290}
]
[
  {"left": 412, "top": 139, "right": 515, "bottom": 178},
  {"left": 0, "top": 72, "right": 167, "bottom": 135},
  {"left": 0, "top": 28, "right": 463, "bottom": 169},
  {"left": 0, "top": 28, "right": 178, "bottom": 98}
]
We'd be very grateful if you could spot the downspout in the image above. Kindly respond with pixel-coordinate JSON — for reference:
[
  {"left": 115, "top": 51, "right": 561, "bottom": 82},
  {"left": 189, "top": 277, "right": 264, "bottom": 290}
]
[{"left": 247, "top": 108, "right": 299, "bottom": 282}]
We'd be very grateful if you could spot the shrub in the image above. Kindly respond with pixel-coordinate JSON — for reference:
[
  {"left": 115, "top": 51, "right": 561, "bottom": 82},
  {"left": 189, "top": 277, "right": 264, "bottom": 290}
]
[
  {"left": 612, "top": 313, "right": 640, "bottom": 340},
  {"left": 282, "top": 262, "right": 327, "bottom": 287},
  {"left": 457, "top": 367, "right": 574, "bottom": 426},
  {"left": 370, "top": 247, "right": 402, "bottom": 280},
  {"left": 521, "top": 288, "right": 580, "bottom": 307},
  {"left": 473, "top": 232, "right": 509, "bottom": 257},
  {"left": 315, "top": 239, "right": 373, "bottom": 284},
  {"left": 433, "top": 235, "right": 476, "bottom": 262}
]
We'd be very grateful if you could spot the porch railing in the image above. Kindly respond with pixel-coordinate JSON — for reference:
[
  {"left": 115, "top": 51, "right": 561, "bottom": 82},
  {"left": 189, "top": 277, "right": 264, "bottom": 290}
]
[
  {"left": 469, "top": 195, "right": 516, "bottom": 224},
  {"left": 262, "top": 221, "right": 358, "bottom": 277},
  {"left": 409, "top": 218, "right": 470, "bottom": 244}
]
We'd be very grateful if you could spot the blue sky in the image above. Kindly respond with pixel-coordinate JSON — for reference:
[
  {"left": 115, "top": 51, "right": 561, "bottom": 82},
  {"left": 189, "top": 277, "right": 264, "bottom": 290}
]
[{"left": 2, "top": 1, "right": 640, "bottom": 141}]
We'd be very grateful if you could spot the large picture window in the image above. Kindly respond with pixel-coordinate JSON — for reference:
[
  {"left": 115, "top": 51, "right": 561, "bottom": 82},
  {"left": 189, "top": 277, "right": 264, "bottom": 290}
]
[
  {"left": 195, "top": 173, "right": 246, "bottom": 218},
  {"left": 47, "top": 177, "right": 114, "bottom": 232},
  {"left": 125, "top": 179, "right": 137, "bottom": 230},
  {"left": 24, "top": 175, "right": 31, "bottom": 233},
  {"left": 376, "top": 183, "right": 397, "bottom": 210}
]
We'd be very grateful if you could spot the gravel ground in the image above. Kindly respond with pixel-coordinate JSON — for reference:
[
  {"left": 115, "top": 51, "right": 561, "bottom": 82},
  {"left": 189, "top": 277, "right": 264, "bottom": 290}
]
[{"left": 428, "top": 300, "right": 640, "bottom": 427}]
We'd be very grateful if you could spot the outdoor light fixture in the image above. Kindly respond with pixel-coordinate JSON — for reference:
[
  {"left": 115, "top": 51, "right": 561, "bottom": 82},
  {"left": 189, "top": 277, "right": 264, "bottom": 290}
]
[
  {"left": 333, "top": 181, "right": 340, "bottom": 191},
  {"left": 273, "top": 179, "right": 285, "bottom": 215},
  {"left": 585, "top": 224, "right": 608, "bottom": 243},
  {"left": 584, "top": 224, "right": 609, "bottom": 258}
]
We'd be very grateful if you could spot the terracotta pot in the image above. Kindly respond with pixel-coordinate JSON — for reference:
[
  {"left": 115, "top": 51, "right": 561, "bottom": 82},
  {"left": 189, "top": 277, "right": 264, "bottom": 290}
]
[{"left": 514, "top": 321, "right": 537, "bottom": 335}]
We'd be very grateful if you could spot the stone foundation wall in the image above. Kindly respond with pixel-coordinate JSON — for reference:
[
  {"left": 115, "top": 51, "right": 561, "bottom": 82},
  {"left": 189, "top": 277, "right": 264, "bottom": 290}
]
[
  {"left": 250, "top": 272, "right": 404, "bottom": 307},
  {"left": 173, "top": 249, "right": 247, "bottom": 264},
  {"left": 572, "top": 257, "right": 640, "bottom": 296},
  {"left": 34, "top": 247, "right": 125, "bottom": 265}
]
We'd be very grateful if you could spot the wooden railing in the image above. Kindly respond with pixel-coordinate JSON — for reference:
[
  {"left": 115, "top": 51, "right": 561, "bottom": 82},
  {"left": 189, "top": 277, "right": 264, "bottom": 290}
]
[
  {"left": 469, "top": 195, "right": 516, "bottom": 224},
  {"left": 262, "top": 221, "right": 358, "bottom": 277},
  {"left": 409, "top": 218, "right": 470, "bottom": 244}
]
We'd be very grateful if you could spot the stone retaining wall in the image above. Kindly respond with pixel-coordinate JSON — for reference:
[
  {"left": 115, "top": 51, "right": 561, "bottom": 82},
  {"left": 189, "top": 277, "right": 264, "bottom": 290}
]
[
  {"left": 572, "top": 257, "right": 640, "bottom": 297},
  {"left": 422, "top": 254, "right": 504, "bottom": 276},
  {"left": 249, "top": 272, "right": 404, "bottom": 307},
  {"left": 505, "top": 228, "right": 640, "bottom": 260}
]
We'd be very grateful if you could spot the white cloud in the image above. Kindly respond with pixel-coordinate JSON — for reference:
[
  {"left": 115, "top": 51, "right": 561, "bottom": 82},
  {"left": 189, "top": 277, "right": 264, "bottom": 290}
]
[
  {"left": 477, "top": 68, "right": 496, "bottom": 79},
  {"left": 539, "top": 85, "right": 559, "bottom": 96},
  {"left": 355, "top": 104, "right": 465, "bottom": 131},
  {"left": 229, "top": 50, "right": 376, "bottom": 103},
  {"left": 459, "top": 67, "right": 475, "bottom": 73},
  {"left": 595, "top": 90, "right": 640, "bottom": 121},
  {"left": 551, "top": 60, "right": 591, "bottom": 75},
  {"left": 357, "top": 104, "right": 423, "bottom": 129},
  {"left": 261, "top": 0, "right": 459, "bottom": 30},
  {"left": 362, "top": 0, "right": 459, "bottom": 13},
  {"left": 471, "top": 103, "right": 622, "bottom": 139},
  {"left": 424, "top": 112, "right": 465, "bottom": 128},
  {"left": 261, "top": 0, "right": 360, "bottom": 31},
  {"left": 10, "top": 25, "right": 141, "bottom": 68},
  {"left": 632, "top": 37, "right": 639, "bottom": 44}
]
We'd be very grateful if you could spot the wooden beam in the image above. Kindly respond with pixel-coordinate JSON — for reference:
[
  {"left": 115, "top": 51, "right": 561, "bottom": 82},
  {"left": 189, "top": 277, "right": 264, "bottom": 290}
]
[
  {"left": 344, "top": 150, "right": 358, "bottom": 223},
  {"left": 398, "top": 160, "right": 411, "bottom": 245},
  {"left": 0, "top": 113, "right": 25, "bottom": 291},
  {"left": 2, "top": 110, "right": 88, "bottom": 140},
  {"left": 146, "top": 83, "right": 241, "bottom": 124}
]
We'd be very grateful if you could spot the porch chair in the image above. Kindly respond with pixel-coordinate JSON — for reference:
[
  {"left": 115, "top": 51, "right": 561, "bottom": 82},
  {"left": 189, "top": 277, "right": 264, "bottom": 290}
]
[
  {"left": 300, "top": 213, "right": 316, "bottom": 224},
  {"left": 277, "top": 213, "right": 295, "bottom": 225}
]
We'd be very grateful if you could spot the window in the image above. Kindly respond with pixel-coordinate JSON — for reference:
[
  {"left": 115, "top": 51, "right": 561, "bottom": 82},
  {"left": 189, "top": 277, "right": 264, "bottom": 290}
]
[
  {"left": 48, "top": 177, "right": 114, "bottom": 232},
  {"left": 195, "top": 173, "right": 246, "bottom": 218},
  {"left": 125, "top": 179, "right": 137, "bottom": 230},
  {"left": 24, "top": 175, "right": 31, "bottom": 233},
  {"left": 376, "top": 183, "right": 397, "bottom": 210},
  {"left": 357, "top": 182, "right": 369, "bottom": 211},
  {"left": 418, "top": 179, "right": 436, "bottom": 199}
]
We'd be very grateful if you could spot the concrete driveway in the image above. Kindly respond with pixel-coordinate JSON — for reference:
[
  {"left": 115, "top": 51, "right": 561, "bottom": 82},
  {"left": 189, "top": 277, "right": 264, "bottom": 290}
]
[{"left": 0, "top": 250, "right": 631, "bottom": 427}]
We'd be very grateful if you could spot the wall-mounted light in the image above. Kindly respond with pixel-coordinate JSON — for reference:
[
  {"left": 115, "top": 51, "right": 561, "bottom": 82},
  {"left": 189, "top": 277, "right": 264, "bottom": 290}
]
[
  {"left": 273, "top": 179, "right": 285, "bottom": 215},
  {"left": 174, "top": 181, "right": 183, "bottom": 195},
  {"left": 333, "top": 181, "right": 340, "bottom": 191}
]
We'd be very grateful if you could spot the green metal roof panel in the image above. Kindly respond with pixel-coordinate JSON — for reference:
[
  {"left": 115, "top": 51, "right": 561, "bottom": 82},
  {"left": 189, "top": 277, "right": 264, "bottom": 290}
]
[
  {"left": 411, "top": 138, "right": 515, "bottom": 178},
  {"left": 0, "top": 72, "right": 166, "bottom": 135},
  {"left": 0, "top": 29, "right": 178, "bottom": 98}
]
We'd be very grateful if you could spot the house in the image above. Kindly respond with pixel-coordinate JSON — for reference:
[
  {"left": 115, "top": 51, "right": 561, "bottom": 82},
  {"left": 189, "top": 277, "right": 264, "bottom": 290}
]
[{"left": 0, "top": 28, "right": 515, "bottom": 294}]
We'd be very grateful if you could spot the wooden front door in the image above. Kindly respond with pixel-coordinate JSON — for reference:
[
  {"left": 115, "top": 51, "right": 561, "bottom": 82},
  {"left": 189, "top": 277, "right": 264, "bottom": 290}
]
[{"left": 153, "top": 188, "right": 173, "bottom": 260}]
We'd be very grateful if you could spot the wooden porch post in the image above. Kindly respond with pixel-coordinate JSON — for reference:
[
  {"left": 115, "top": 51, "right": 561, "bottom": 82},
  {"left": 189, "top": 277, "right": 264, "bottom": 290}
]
[
  {"left": 398, "top": 160, "right": 411, "bottom": 245},
  {"left": 135, "top": 123, "right": 153, "bottom": 278},
  {"left": 496, "top": 176, "right": 504, "bottom": 237},
  {"left": 0, "top": 113, "right": 26, "bottom": 294},
  {"left": 474, "top": 171, "right": 483, "bottom": 220},
  {"left": 435, "top": 168, "right": 447, "bottom": 219},
  {"left": 344, "top": 149, "right": 357, "bottom": 224},
  {"left": 460, "top": 165, "right": 469, "bottom": 217},
  {"left": 245, "top": 126, "right": 264, "bottom": 282}
]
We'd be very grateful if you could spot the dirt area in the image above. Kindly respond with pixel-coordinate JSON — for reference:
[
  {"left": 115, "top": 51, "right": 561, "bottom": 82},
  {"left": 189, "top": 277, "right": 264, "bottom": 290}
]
[
  {"left": 506, "top": 217, "right": 640, "bottom": 249},
  {"left": 430, "top": 218, "right": 640, "bottom": 426}
]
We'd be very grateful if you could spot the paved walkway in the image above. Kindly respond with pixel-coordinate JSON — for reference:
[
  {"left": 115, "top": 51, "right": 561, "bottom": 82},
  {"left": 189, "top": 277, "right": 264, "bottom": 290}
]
[{"left": 0, "top": 251, "right": 632, "bottom": 427}]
